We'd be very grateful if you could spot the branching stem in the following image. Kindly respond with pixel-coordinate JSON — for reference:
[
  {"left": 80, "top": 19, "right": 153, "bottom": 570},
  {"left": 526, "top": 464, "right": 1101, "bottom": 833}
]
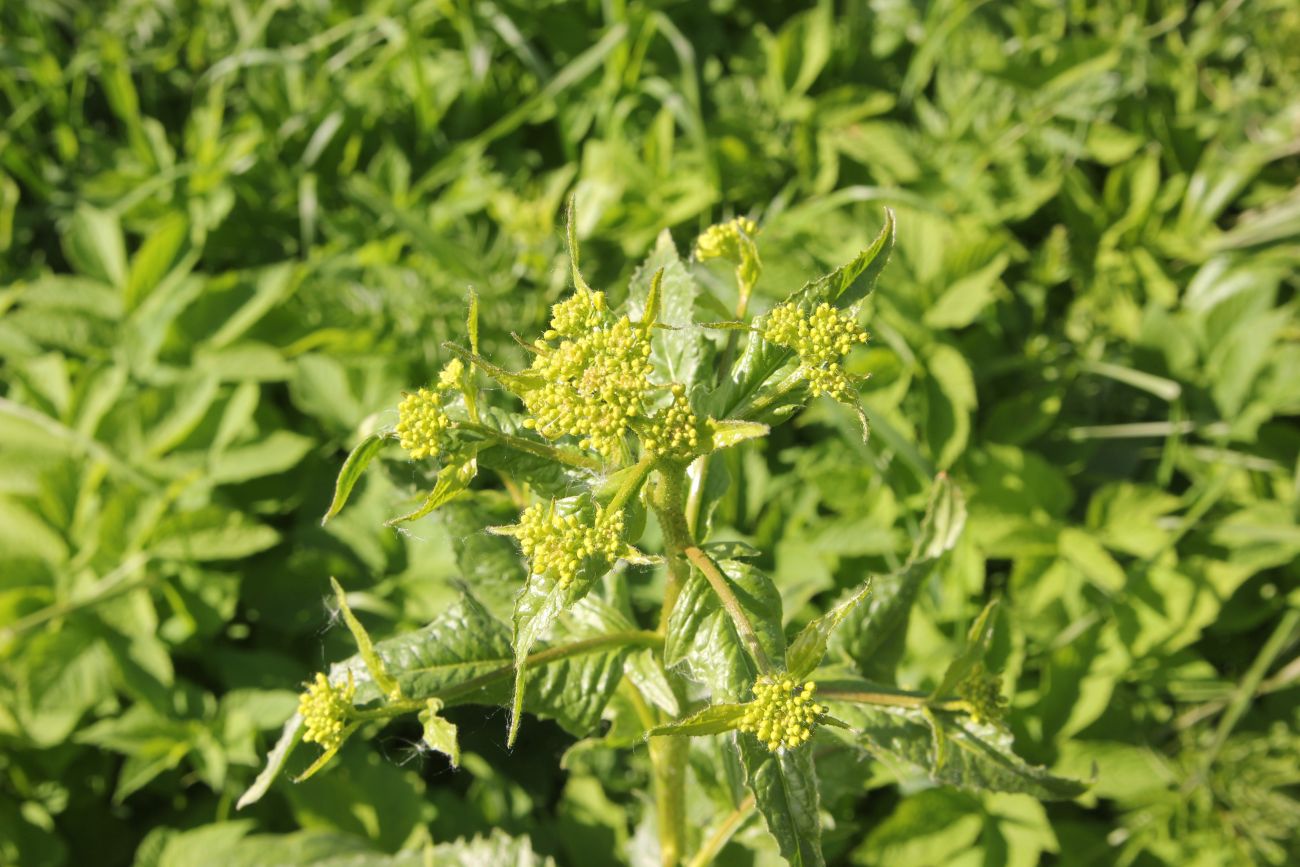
[{"left": 684, "top": 545, "right": 774, "bottom": 675}]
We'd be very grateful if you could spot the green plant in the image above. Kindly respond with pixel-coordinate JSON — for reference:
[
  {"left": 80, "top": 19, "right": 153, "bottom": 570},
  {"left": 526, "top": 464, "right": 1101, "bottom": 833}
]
[{"left": 240, "top": 202, "right": 1084, "bottom": 866}]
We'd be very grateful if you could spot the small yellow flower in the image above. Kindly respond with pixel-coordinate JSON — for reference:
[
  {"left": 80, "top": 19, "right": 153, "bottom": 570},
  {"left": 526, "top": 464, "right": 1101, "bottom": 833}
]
[
  {"left": 298, "top": 672, "right": 356, "bottom": 751},
  {"left": 761, "top": 301, "right": 868, "bottom": 400},
  {"left": 515, "top": 502, "right": 625, "bottom": 590},
  {"left": 739, "top": 674, "right": 824, "bottom": 752}
]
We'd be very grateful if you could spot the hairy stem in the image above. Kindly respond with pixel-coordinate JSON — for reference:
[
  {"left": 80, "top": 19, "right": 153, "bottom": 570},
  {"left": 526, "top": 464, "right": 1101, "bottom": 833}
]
[
  {"left": 653, "top": 461, "right": 694, "bottom": 632},
  {"left": 651, "top": 733, "right": 689, "bottom": 866},
  {"left": 607, "top": 454, "right": 655, "bottom": 514},
  {"left": 684, "top": 545, "right": 774, "bottom": 675},
  {"left": 647, "top": 461, "right": 699, "bottom": 865}
]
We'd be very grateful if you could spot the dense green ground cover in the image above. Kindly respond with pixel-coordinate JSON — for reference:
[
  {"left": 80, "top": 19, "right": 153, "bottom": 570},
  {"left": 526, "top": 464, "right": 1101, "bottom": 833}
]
[{"left": 1, "top": 1, "right": 1298, "bottom": 864}]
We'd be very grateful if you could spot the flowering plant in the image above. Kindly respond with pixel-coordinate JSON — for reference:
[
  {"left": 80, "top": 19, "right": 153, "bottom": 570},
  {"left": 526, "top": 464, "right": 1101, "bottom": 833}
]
[{"left": 240, "top": 202, "right": 1083, "bottom": 865}]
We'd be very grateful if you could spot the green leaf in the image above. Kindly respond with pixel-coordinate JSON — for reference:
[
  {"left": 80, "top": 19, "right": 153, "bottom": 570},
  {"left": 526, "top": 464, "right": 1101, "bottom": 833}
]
[
  {"left": 508, "top": 565, "right": 602, "bottom": 746},
  {"left": 235, "top": 715, "right": 303, "bottom": 810},
  {"left": 664, "top": 560, "right": 785, "bottom": 702},
  {"left": 738, "top": 736, "right": 824, "bottom": 867},
  {"left": 794, "top": 207, "right": 894, "bottom": 307},
  {"left": 125, "top": 212, "right": 192, "bottom": 309},
  {"left": 384, "top": 455, "right": 477, "bottom": 526},
  {"left": 649, "top": 703, "right": 748, "bottom": 738},
  {"left": 321, "top": 433, "right": 388, "bottom": 525},
  {"left": 930, "top": 598, "right": 999, "bottom": 701},
  {"left": 787, "top": 578, "right": 872, "bottom": 680},
  {"left": 707, "top": 419, "right": 770, "bottom": 451},
  {"left": 62, "top": 205, "right": 127, "bottom": 288},
  {"left": 418, "top": 698, "right": 460, "bottom": 767},
  {"left": 149, "top": 508, "right": 279, "bottom": 561},
  {"left": 628, "top": 230, "right": 703, "bottom": 387},
  {"left": 206, "top": 263, "right": 301, "bottom": 350},
  {"left": 336, "top": 592, "right": 513, "bottom": 708},
  {"left": 833, "top": 475, "right": 966, "bottom": 680},
  {"left": 839, "top": 704, "right": 1086, "bottom": 800},
  {"left": 330, "top": 577, "right": 401, "bottom": 701}
]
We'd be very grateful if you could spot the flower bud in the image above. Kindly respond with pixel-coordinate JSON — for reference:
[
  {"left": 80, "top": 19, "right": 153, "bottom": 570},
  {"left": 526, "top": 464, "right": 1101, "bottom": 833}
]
[
  {"left": 738, "top": 674, "right": 823, "bottom": 752},
  {"left": 298, "top": 672, "right": 356, "bottom": 751}
]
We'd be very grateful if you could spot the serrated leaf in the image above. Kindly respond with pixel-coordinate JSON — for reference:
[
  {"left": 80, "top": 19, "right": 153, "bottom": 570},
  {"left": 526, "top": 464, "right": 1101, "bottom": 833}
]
[
  {"left": 664, "top": 561, "right": 785, "bottom": 702},
  {"left": 649, "top": 703, "right": 748, "bottom": 738},
  {"left": 384, "top": 455, "right": 477, "bottom": 526},
  {"left": 509, "top": 554, "right": 606, "bottom": 745},
  {"left": 841, "top": 705, "right": 1086, "bottom": 800},
  {"left": 787, "top": 578, "right": 872, "bottom": 680},
  {"left": 738, "top": 735, "right": 824, "bottom": 867},
  {"left": 321, "top": 433, "right": 387, "bottom": 525},
  {"left": 793, "top": 208, "right": 894, "bottom": 307},
  {"left": 335, "top": 592, "right": 514, "bottom": 708},
  {"left": 833, "top": 475, "right": 966, "bottom": 680}
]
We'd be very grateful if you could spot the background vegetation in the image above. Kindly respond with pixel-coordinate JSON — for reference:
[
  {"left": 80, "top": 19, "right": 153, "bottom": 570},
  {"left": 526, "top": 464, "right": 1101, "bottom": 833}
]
[{"left": 2, "top": 0, "right": 1298, "bottom": 864}]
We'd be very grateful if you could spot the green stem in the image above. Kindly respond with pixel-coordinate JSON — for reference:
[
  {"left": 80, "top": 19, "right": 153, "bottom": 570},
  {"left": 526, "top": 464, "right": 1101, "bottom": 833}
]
[
  {"left": 684, "top": 545, "right": 773, "bottom": 675},
  {"left": 739, "top": 367, "right": 806, "bottom": 420},
  {"left": 646, "top": 461, "right": 698, "bottom": 865},
  {"left": 457, "top": 421, "right": 601, "bottom": 471},
  {"left": 439, "top": 630, "right": 662, "bottom": 706},
  {"left": 607, "top": 454, "right": 655, "bottom": 514},
  {"left": 819, "top": 688, "right": 966, "bottom": 712},
  {"left": 683, "top": 455, "right": 707, "bottom": 538},
  {"left": 687, "top": 793, "right": 756, "bottom": 867},
  {"left": 0, "top": 554, "right": 152, "bottom": 642},
  {"left": 652, "top": 461, "right": 694, "bottom": 632}
]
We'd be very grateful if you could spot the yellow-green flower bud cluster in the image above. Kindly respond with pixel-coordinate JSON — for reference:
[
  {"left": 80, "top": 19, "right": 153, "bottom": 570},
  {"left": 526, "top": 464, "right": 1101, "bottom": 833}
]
[
  {"left": 299, "top": 672, "right": 356, "bottom": 751},
  {"left": 515, "top": 502, "right": 625, "bottom": 590},
  {"left": 957, "top": 664, "right": 1008, "bottom": 726},
  {"left": 397, "top": 387, "right": 450, "bottom": 460},
  {"left": 523, "top": 315, "right": 654, "bottom": 458},
  {"left": 739, "top": 675, "right": 824, "bottom": 752},
  {"left": 642, "top": 385, "right": 700, "bottom": 459},
  {"left": 545, "top": 288, "right": 609, "bottom": 340},
  {"left": 695, "top": 217, "right": 759, "bottom": 263},
  {"left": 436, "top": 358, "right": 465, "bottom": 391},
  {"left": 762, "top": 301, "right": 868, "bottom": 399}
]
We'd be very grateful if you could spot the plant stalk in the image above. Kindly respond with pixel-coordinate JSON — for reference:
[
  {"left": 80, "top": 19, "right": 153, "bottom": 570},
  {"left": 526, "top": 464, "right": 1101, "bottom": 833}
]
[{"left": 684, "top": 545, "right": 774, "bottom": 675}]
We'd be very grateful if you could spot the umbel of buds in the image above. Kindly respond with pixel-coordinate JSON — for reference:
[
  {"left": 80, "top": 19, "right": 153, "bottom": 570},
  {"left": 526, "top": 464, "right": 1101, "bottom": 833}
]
[
  {"left": 643, "top": 384, "right": 701, "bottom": 460},
  {"left": 514, "top": 501, "right": 626, "bottom": 590},
  {"left": 298, "top": 672, "right": 356, "bottom": 751},
  {"left": 694, "top": 216, "right": 759, "bottom": 263},
  {"left": 523, "top": 307, "right": 654, "bottom": 459},
  {"left": 739, "top": 674, "right": 825, "bottom": 752},
  {"left": 396, "top": 387, "right": 450, "bottom": 460},
  {"left": 762, "top": 301, "right": 869, "bottom": 400}
]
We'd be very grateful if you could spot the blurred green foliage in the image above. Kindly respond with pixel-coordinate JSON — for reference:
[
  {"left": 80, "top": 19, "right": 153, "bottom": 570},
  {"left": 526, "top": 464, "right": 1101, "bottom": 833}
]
[{"left": 1, "top": 0, "right": 1297, "bottom": 865}]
